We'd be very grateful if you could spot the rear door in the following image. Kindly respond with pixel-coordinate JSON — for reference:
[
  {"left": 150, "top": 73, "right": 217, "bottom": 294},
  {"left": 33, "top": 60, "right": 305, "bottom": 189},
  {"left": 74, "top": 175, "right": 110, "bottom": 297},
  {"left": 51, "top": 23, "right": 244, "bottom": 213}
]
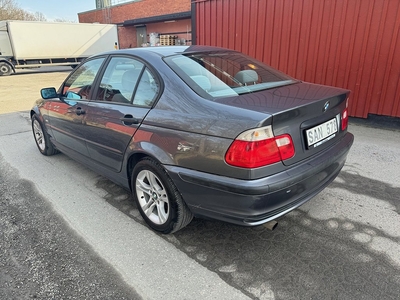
[
  {"left": 84, "top": 56, "right": 160, "bottom": 171},
  {"left": 47, "top": 57, "right": 105, "bottom": 156}
]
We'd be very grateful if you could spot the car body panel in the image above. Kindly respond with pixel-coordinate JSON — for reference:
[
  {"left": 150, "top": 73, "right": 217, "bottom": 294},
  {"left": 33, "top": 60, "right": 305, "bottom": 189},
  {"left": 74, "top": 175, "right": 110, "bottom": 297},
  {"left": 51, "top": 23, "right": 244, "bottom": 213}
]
[
  {"left": 165, "top": 131, "right": 353, "bottom": 225},
  {"left": 214, "top": 82, "right": 350, "bottom": 166},
  {"left": 84, "top": 102, "right": 150, "bottom": 172},
  {"left": 45, "top": 99, "right": 90, "bottom": 156}
]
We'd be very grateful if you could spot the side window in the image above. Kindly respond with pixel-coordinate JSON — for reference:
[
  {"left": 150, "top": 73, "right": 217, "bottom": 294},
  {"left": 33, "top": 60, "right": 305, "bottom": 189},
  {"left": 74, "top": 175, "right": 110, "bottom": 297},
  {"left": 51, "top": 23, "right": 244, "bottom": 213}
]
[
  {"left": 94, "top": 57, "right": 143, "bottom": 104},
  {"left": 133, "top": 67, "right": 159, "bottom": 107},
  {"left": 63, "top": 58, "right": 105, "bottom": 100}
]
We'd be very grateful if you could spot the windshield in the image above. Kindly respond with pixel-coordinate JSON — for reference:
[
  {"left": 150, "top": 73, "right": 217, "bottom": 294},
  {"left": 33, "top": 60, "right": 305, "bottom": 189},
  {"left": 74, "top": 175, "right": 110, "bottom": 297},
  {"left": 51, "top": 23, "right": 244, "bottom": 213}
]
[{"left": 164, "top": 51, "right": 297, "bottom": 99}]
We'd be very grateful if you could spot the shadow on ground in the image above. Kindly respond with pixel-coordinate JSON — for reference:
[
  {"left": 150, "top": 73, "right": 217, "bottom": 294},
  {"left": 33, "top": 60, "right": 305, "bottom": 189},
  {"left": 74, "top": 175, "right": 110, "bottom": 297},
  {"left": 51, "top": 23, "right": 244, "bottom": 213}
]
[
  {"left": 330, "top": 170, "right": 400, "bottom": 214},
  {"left": 96, "top": 175, "right": 400, "bottom": 300}
]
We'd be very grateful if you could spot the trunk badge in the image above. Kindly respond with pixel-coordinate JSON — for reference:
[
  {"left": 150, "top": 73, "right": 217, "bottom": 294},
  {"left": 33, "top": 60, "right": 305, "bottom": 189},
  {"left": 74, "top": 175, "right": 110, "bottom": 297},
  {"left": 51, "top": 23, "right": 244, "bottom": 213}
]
[{"left": 323, "top": 101, "right": 330, "bottom": 112}]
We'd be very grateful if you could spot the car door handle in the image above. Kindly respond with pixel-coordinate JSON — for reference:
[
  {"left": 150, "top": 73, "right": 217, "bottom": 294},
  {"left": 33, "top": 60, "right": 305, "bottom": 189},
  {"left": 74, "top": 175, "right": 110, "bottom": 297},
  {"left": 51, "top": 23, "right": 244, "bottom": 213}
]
[
  {"left": 120, "top": 115, "right": 139, "bottom": 125},
  {"left": 75, "top": 107, "right": 86, "bottom": 115}
]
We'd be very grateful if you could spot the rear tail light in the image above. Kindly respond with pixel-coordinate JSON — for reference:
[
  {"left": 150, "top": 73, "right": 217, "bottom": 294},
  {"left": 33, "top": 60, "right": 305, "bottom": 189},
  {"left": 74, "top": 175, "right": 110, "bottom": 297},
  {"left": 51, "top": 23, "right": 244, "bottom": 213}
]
[
  {"left": 225, "top": 126, "right": 295, "bottom": 168},
  {"left": 341, "top": 99, "right": 349, "bottom": 130}
]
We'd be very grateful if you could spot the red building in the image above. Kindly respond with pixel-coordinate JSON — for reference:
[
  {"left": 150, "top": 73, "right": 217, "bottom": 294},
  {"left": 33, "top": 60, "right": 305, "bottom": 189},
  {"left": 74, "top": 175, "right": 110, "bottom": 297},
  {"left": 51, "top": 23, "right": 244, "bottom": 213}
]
[
  {"left": 193, "top": 0, "right": 400, "bottom": 119},
  {"left": 79, "top": 0, "right": 400, "bottom": 119},
  {"left": 78, "top": 0, "right": 192, "bottom": 49}
]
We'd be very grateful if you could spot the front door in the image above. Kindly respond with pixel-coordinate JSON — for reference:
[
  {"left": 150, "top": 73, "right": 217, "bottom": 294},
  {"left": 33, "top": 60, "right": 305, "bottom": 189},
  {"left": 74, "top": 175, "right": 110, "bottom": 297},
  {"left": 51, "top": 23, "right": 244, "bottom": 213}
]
[
  {"left": 84, "top": 56, "right": 160, "bottom": 171},
  {"left": 47, "top": 57, "right": 105, "bottom": 156}
]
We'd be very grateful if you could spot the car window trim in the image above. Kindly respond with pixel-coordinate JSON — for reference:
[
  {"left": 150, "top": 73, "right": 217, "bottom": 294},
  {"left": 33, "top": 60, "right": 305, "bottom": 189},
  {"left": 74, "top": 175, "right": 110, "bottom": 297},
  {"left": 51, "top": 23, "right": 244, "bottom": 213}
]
[
  {"left": 59, "top": 55, "right": 109, "bottom": 101},
  {"left": 88, "top": 55, "right": 114, "bottom": 103},
  {"left": 89, "top": 54, "right": 164, "bottom": 108}
]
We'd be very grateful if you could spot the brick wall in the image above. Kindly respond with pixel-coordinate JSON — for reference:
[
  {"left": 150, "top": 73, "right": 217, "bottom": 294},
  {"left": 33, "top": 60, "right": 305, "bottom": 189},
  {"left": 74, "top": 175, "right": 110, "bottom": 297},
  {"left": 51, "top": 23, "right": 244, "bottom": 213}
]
[
  {"left": 117, "top": 19, "right": 192, "bottom": 49},
  {"left": 147, "top": 19, "right": 192, "bottom": 45},
  {"left": 118, "top": 26, "right": 137, "bottom": 48},
  {"left": 78, "top": 0, "right": 191, "bottom": 24}
]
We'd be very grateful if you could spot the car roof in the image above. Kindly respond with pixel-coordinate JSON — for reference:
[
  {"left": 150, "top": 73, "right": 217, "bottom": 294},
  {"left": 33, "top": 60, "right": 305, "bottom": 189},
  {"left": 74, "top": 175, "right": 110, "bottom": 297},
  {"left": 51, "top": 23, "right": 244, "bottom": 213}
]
[{"left": 104, "top": 45, "right": 236, "bottom": 58}]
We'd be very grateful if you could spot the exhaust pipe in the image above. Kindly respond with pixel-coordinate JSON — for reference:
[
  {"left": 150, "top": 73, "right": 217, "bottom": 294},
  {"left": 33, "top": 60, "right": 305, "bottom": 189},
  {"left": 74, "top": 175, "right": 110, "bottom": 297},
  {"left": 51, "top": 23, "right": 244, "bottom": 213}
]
[{"left": 264, "top": 220, "right": 278, "bottom": 231}]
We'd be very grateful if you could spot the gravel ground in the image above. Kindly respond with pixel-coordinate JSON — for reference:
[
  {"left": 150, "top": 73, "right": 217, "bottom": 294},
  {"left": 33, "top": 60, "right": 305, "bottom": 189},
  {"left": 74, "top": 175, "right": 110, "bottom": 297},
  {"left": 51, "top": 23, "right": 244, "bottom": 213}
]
[{"left": 0, "top": 71, "right": 69, "bottom": 114}]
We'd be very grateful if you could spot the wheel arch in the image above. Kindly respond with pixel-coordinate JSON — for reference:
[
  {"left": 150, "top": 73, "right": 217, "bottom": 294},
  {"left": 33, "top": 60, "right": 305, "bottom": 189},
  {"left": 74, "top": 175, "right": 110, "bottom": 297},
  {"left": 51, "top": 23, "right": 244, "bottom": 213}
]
[
  {"left": 126, "top": 143, "right": 175, "bottom": 192},
  {"left": 30, "top": 108, "right": 43, "bottom": 122},
  {"left": 30, "top": 108, "right": 40, "bottom": 117}
]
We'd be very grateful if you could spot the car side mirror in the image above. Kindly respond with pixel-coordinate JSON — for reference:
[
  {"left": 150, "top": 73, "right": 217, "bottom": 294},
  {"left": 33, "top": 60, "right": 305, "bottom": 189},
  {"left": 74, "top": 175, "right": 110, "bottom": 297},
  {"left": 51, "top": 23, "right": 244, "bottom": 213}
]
[{"left": 41, "top": 87, "right": 58, "bottom": 99}]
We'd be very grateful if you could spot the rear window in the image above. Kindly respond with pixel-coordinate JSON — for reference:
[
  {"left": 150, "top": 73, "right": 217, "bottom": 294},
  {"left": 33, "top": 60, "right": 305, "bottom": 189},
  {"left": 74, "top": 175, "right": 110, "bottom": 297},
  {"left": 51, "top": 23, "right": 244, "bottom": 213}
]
[{"left": 164, "top": 51, "right": 297, "bottom": 99}]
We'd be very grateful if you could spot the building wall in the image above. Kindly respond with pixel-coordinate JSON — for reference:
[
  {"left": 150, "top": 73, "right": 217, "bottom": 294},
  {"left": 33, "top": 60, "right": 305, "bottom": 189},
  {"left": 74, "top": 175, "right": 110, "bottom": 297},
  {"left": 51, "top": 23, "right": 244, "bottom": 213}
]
[
  {"left": 146, "top": 19, "right": 192, "bottom": 45},
  {"left": 79, "top": 0, "right": 191, "bottom": 49},
  {"left": 79, "top": 0, "right": 190, "bottom": 24},
  {"left": 194, "top": 0, "right": 400, "bottom": 118},
  {"left": 117, "top": 26, "right": 137, "bottom": 48},
  {"left": 117, "top": 19, "right": 192, "bottom": 49}
]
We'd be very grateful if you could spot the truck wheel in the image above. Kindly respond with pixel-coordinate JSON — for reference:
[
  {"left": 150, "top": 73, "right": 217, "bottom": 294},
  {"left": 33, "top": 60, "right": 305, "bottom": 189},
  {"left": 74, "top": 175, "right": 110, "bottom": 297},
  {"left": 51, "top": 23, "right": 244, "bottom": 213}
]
[{"left": 0, "top": 62, "right": 13, "bottom": 76}]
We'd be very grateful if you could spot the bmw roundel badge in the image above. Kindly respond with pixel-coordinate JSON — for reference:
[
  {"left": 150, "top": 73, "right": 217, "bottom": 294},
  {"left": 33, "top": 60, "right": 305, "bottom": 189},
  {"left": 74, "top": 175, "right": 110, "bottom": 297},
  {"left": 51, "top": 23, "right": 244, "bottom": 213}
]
[{"left": 323, "top": 101, "right": 330, "bottom": 112}]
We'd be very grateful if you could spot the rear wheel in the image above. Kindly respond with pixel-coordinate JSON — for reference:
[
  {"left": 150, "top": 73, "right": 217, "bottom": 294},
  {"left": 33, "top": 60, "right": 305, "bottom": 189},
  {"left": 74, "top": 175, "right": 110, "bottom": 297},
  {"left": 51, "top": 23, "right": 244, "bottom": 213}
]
[
  {"left": 0, "top": 62, "right": 13, "bottom": 76},
  {"left": 132, "top": 158, "right": 193, "bottom": 234},
  {"left": 32, "top": 115, "right": 58, "bottom": 156}
]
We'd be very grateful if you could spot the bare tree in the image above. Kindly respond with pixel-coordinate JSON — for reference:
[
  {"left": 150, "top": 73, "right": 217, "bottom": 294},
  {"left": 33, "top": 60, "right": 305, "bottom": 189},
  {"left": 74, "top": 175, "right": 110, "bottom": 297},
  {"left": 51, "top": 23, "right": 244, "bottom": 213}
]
[
  {"left": 53, "top": 18, "right": 76, "bottom": 23},
  {"left": 0, "top": 0, "right": 47, "bottom": 21},
  {"left": 33, "top": 11, "right": 47, "bottom": 22}
]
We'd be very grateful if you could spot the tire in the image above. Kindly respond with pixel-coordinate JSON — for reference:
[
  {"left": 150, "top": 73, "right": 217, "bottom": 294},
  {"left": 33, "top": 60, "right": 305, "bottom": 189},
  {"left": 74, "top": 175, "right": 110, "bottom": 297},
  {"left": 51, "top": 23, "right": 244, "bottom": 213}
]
[
  {"left": 0, "top": 62, "right": 13, "bottom": 76},
  {"left": 132, "top": 158, "right": 193, "bottom": 234},
  {"left": 31, "top": 115, "right": 58, "bottom": 156}
]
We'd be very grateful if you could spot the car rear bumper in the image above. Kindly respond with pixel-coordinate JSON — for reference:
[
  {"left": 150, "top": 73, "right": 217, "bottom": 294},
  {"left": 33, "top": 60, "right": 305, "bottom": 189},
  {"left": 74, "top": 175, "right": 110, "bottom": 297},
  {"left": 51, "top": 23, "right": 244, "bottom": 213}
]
[{"left": 165, "top": 132, "right": 354, "bottom": 226}]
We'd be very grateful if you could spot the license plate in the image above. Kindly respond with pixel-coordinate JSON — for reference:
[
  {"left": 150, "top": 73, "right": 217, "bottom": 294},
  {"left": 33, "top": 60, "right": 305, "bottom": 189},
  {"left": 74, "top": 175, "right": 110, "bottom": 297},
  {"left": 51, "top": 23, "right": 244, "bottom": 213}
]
[{"left": 306, "top": 115, "right": 339, "bottom": 148}]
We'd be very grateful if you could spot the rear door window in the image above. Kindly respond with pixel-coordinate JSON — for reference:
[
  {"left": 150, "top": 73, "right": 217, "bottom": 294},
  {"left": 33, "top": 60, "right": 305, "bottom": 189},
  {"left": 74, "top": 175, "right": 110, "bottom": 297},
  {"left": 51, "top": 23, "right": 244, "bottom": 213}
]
[
  {"left": 133, "top": 67, "right": 159, "bottom": 107},
  {"left": 94, "top": 56, "right": 160, "bottom": 107}
]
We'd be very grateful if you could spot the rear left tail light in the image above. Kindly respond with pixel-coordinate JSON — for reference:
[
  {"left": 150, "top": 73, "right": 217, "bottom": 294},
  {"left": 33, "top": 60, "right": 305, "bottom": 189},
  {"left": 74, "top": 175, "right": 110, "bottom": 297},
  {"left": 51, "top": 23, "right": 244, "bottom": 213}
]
[{"left": 225, "top": 126, "right": 295, "bottom": 168}]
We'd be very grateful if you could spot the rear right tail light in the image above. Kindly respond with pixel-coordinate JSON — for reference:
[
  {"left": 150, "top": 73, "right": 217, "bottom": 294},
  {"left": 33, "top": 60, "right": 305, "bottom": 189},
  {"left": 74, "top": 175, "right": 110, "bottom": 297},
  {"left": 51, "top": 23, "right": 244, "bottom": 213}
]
[
  {"left": 275, "top": 135, "right": 295, "bottom": 160},
  {"left": 341, "top": 108, "right": 348, "bottom": 130},
  {"left": 341, "top": 99, "right": 349, "bottom": 130}
]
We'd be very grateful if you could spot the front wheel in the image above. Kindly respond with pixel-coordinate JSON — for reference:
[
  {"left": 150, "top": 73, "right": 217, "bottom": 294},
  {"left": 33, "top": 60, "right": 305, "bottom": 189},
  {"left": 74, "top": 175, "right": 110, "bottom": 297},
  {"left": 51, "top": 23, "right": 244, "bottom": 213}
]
[
  {"left": 32, "top": 115, "right": 58, "bottom": 156},
  {"left": 132, "top": 158, "right": 193, "bottom": 234},
  {"left": 0, "top": 62, "right": 13, "bottom": 76}
]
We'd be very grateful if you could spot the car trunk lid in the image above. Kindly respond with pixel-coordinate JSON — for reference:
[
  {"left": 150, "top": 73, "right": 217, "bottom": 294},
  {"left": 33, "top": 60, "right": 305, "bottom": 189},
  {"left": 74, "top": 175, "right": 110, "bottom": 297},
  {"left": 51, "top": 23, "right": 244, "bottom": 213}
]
[{"left": 215, "top": 82, "right": 350, "bottom": 166}]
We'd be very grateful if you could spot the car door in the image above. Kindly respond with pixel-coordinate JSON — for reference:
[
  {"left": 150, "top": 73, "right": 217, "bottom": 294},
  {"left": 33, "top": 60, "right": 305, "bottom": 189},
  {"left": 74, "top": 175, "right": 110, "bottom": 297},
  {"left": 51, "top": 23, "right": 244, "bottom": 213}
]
[
  {"left": 84, "top": 56, "right": 160, "bottom": 171},
  {"left": 47, "top": 57, "right": 106, "bottom": 156}
]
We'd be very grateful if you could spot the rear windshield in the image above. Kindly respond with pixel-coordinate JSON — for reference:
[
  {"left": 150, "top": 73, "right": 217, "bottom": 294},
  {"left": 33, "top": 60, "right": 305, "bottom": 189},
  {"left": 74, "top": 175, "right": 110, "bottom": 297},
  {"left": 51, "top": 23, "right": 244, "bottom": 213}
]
[{"left": 164, "top": 51, "right": 297, "bottom": 99}]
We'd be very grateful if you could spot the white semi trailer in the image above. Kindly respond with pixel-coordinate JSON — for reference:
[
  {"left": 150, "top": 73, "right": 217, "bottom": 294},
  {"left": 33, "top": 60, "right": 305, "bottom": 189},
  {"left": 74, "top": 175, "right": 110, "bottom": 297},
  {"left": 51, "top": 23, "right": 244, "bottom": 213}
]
[{"left": 0, "top": 20, "right": 118, "bottom": 75}]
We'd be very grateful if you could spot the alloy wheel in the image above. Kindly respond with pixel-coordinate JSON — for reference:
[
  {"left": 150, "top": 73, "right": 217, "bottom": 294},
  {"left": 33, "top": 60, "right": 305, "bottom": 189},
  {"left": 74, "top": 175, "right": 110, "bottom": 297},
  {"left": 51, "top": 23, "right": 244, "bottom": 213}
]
[
  {"left": 135, "top": 170, "right": 169, "bottom": 225},
  {"left": 33, "top": 119, "right": 45, "bottom": 151}
]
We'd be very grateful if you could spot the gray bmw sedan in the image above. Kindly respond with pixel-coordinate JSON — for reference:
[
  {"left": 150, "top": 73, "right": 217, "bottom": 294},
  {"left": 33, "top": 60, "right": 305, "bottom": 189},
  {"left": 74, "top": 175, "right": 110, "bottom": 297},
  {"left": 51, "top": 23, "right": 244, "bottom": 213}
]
[{"left": 31, "top": 46, "right": 354, "bottom": 233}]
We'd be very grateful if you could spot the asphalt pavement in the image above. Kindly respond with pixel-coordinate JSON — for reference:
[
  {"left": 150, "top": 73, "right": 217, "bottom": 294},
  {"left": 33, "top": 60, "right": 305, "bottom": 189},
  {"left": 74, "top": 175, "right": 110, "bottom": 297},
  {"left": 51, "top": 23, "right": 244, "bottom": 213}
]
[{"left": 0, "top": 151, "right": 140, "bottom": 299}]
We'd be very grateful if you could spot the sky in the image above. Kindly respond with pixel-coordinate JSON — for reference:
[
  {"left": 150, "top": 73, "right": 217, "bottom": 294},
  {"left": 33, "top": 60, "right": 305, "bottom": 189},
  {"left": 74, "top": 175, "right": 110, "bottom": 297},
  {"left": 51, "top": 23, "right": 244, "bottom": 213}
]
[{"left": 16, "top": 0, "right": 96, "bottom": 22}]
